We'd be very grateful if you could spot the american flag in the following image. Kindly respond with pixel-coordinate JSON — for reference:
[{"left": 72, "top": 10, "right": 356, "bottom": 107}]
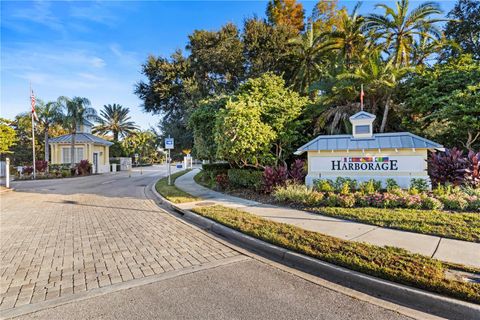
[{"left": 31, "top": 89, "right": 38, "bottom": 121}]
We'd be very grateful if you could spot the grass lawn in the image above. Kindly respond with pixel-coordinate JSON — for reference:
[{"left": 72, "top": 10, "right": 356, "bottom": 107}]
[
  {"left": 155, "top": 170, "right": 201, "bottom": 203},
  {"left": 192, "top": 205, "right": 480, "bottom": 304},
  {"left": 309, "top": 207, "right": 480, "bottom": 243}
]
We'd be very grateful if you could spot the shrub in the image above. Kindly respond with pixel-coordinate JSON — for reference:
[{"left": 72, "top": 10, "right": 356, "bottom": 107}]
[
  {"left": 273, "top": 184, "right": 324, "bottom": 206},
  {"left": 61, "top": 170, "right": 71, "bottom": 178},
  {"left": 405, "top": 195, "right": 423, "bottom": 209},
  {"left": 333, "top": 177, "right": 358, "bottom": 193},
  {"left": 314, "top": 179, "right": 334, "bottom": 192},
  {"left": 410, "top": 178, "right": 429, "bottom": 192},
  {"left": 359, "top": 179, "right": 381, "bottom": 194},
  {"left": 76, "top": 160, "right": 92, "bottom": 176},
  {"left": 323, "top": 192, "right": 339, "bottom": 207},
  {"left": 227, "top": 169, "right": 263, "bottom": 190},
  {"left": 289, "top": 159, "right": 306, "bottom": 184},
  {"left": 385, "top": 178, "right": 399, "bottom": 191},
  {"left": 22, "top": 166, "right": 33, "bottom": 175},
  {"left": 337, "top": 194, "right": 355, "bottom": 208},
  {"left": 35, "top": 160, "right": 48, "bottom": 172},
  {"left": 262, "top": 165, "right": 288, "bottom": 193},
  {"left": 428, "top": 148, "right": 467, "bottom": 186},
  {"left": 464, "top": 150, "right": 480, "bottom": 187},
  {"left": 202, "top": 162, "right": 231, "bottom": 173},
  {"left": 215, "top": 173, "right": 229, "bottom": 190},
  {"left": 382, "top": 192, "right": 405, "bottom": 208},
  {"left": 438, "top": 194, "right": 468, "bottom": 211},
  {"left": 421, "top": 195, "right": 444, "bottom": 210}
]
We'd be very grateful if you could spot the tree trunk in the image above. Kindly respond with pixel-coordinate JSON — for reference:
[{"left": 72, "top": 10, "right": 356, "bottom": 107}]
[
  {"left": 114, "top": 131, "right": 118, "bottom": 142},
  {"left": 380, "top": 94, "right": 391, "bottom": 133}
]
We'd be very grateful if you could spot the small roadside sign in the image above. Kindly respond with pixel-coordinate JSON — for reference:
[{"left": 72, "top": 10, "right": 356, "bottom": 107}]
[{"left": 165, "top": 138, "right": 174, "bottom": 149}]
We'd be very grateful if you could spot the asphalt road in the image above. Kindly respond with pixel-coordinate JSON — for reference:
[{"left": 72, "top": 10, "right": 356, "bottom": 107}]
[{"left": 3, "top": 166, "right": 414, "bottom": 320}]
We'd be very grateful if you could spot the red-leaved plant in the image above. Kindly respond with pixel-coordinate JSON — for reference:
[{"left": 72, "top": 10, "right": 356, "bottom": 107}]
[
  {"left": 262, "top": 165, "right": 288, "bottom": 193},
  {"left": 76, "top": 160, "right": 92, "bottom": 176},
  {"left": 465, "top": 150, "right": 480, "bottom": 187},
  {"left": 35, "top": 160, "right": 48, "bottom": 173},
  {"left": 428, "top": 148, "right": 467, "bottom": 186},
  {"left": 215, "top": 173, "right": 229, "bottom": 190},
  {"left": 289, "top": 159, "right": 306, "bottom": 184}
]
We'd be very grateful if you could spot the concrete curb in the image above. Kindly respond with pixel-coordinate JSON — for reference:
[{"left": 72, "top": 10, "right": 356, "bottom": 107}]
[{"left": 150, "top": 181, "right": 480, "bottom": 320}]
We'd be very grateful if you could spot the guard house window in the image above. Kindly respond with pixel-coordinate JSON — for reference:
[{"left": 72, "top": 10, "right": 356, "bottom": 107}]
[
  {"left": 62, "top": 147, "right": 84, "bottom": 164},
  {"left": 355, "top": 125, "right": 370, "bottom": 134}
]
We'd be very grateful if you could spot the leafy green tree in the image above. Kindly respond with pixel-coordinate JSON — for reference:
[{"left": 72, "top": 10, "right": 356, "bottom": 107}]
[
  {"left": 366, "top": 0, "right": 444, "bottom": 66},
  {"left": 399, "top": 54, "right": 480, "bottom": 150},
  {"left": 311, "top": 0, "right": 344, "bottom": 35},
  {"left": 59, "top": 96, "right": 98, "bottom": 168},
  {"left": 93, "top": 104, "right": 138, "bottom": 141},
  {"left": 0, "top": 118, "right": 17, "bottom": 155},
  {"left": 35, "top": 99, "right": 64, "bottom": 162},
  {"left": 266, "top": 0, "right": 305, "bottom": 33},
  {"left": 215, "top": 73, "right": 308, "bottom": 167},
  {"left": 135, "top": 51, "right": 198, "bottom": 152},
  {"left": 188, "top": 97, "right": 226, "bottom": 161},
  {"left": 122, "top": 130, "right": 159, "bottom": 164},
  {"left": 242, "top": 18, "right": 297, "bottom": 79},
  {"left": 443, "top": 0, "right": 480, "bottom": 60},
  {"left": 187, "top": 23, "right": 244, "bottom": 96}
]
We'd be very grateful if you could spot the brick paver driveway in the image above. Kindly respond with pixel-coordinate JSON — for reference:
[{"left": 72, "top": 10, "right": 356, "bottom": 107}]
[{"left": 0, "top": 167, "right": 240, "bottom": 315}]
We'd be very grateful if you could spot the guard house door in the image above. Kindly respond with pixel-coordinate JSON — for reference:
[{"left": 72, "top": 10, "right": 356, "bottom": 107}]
[{"left": 93, "top": 153, "right": 98, "bottom": 174}]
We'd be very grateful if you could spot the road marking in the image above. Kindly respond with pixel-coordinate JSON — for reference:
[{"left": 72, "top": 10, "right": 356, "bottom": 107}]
[{"left": 101, "top": 179, "right": 117, "bottom": 185}]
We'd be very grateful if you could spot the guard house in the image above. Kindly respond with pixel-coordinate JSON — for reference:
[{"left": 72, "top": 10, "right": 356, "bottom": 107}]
[
  {"left": 295, "top": 111, "right": 444, "bottom": 189},
  {"left": 49, "top": 120, "right": 113, "bottom": 173}
]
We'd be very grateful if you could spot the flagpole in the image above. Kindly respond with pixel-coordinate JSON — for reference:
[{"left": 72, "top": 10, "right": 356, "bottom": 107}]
[
  {"left": 30, "top": 83, "right": 36, "bottom": 179},
  {"left": 360, "top": 84, "right": 364, "bottom": 111}
]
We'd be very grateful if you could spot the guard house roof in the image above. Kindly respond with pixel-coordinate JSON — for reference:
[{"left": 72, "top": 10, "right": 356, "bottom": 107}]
[
  {"left": 295, "top": 132, "right": 444, "bottom": 155},
  {"left": 49, "top": 133, "right": 113, "bottom": 146}
]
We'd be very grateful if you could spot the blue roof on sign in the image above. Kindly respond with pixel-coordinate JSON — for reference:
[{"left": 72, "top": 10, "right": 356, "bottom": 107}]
[
  {"left": 349, "top": 111, "right": 376, "bottom": 120},
  {"left": 49, "top": 133, "right": 113, "bottom": 146},
  {"left": 295, "top": 132, "right": 444, "bottom": 155}
]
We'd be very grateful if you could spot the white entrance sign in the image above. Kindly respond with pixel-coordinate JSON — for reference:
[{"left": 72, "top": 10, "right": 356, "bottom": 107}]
[
  {"left": 310, "top": 156, "right": 425, "bottom": 173},
  {"left": 165, "top": 138, "right": 174, "bottom": 149},
  {"left": 295, "top": 111, "right": 444, "bottom": 189}
]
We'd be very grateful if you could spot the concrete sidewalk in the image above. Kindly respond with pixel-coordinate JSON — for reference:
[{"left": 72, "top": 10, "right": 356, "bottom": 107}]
[{"left": 175, "top": 169, "right": 480, "bottom": 268}]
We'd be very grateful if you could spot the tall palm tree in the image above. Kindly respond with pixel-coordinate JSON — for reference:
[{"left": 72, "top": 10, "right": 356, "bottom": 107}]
[
  {"left": 93, "top": 104, "right": 138, "bottom": 141},
  {"left": 36, "top": 99, "right": 64, "bottom": 163},
  {"left": 326, "top": 3, "right": 367, "bottom": 69},
  {"left": 288, "top": 22, "right": 335, "bottom": 100},
  {"left": 365, "top": 0, "right": 444, "bottom": 67},
  {"left": 59, "top": 97, "right": 98, "bottom": 168}
]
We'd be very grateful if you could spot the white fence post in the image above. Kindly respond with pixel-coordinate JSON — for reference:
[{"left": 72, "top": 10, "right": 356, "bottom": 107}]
[{"left": 6, "top": 158, "right": 10, "bottom": 189}]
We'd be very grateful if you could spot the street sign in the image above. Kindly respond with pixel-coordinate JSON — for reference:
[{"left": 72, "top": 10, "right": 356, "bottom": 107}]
[{"left": 165, "top": 138, "right": 174, "bottom": 149}]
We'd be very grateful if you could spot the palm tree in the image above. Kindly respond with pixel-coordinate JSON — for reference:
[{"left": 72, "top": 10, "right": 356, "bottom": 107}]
[
  {"left": 60, "top": 97, "right": 98, "bottom": 168},
  {"left": 336, "top": 52, "right": 409, "bottom": 132},
  {"left": 93, "top": 104, "right": 138, "bottom": 141},
  {"left": 36, "top": 99, "right": 64, "bottom": 163},
  {"left": 365, "top": 0, "right": 444, "bottom": 67},
  {"left": 288, "top": 22, "right": 335, "bottom": 99},
  {"left": 326, "top": 3, "right": 367, "bottom": 69}
]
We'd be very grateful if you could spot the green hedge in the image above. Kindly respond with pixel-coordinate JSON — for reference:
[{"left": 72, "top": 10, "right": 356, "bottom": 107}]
[
  {"left": 202, "top": 162, "right": 231, "bottom": 172},
  {"left": 228, "top": 169, "right": 263, "bottom": 190}
]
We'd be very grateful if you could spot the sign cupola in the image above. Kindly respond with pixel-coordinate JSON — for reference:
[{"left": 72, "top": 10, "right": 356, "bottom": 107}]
[{"left": 349, "top": 111, "right": 376, "bottom": 139}]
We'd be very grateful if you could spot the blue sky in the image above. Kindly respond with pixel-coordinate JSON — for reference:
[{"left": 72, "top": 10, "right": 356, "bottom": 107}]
[{"left": 1, "top": 0, "right": 455, "bottom": 130}]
